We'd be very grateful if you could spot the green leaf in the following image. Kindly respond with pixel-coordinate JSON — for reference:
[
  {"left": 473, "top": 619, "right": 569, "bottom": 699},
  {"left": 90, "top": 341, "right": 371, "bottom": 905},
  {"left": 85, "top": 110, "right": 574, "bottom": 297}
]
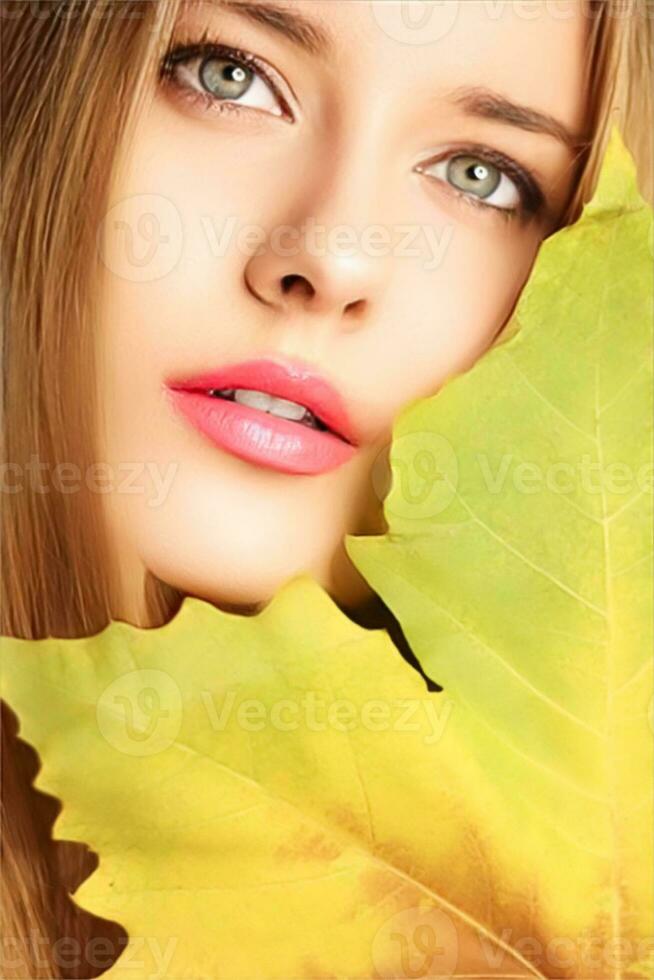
[
  {"left": 1, "top": 127, "right": 651, "bottom": 980},
  {"left": 347, "top": 124, "right": 653, "bottom": 971}
]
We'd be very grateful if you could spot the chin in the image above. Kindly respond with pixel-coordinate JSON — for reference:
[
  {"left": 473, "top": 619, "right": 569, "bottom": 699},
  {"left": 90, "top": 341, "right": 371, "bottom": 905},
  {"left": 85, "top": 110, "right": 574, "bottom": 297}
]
[
  {"left": 142, "top": 545, "right": 313, "bottom": 614},
  {"left": 124, "top": 488, "right": 374, "bottom": 617},
  {"left": 143, "top": 539, "right": 375, "bottom": 620}
]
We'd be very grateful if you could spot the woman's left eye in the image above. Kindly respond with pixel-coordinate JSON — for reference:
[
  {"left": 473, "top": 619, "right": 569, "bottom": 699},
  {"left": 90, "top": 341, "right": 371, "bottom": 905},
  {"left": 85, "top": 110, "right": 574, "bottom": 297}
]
[
  {"left": 161, "top": 43, "right": 288, "bottom": 118},
  {"left": 419, "top": 153, "right": 523, "bottom": 212}
]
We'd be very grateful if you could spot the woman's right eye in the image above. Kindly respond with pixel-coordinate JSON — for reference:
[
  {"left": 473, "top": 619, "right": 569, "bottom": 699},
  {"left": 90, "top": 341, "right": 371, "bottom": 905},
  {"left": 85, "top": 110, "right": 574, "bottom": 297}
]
[{"left": 161, "top": 43, "right": 289, "bottom": 119}]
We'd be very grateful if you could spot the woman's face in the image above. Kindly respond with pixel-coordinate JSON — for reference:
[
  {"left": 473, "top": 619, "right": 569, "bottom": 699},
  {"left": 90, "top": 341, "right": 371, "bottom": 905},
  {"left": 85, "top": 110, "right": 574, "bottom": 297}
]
[{"left": 98, "top": 0, "right": 589, "bottom": 617}]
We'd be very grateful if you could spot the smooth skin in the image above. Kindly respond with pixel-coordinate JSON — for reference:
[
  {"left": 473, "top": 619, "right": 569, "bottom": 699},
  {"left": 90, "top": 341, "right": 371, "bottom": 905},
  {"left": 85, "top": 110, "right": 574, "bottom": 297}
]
[{"left": 97, "top": 0, "right": 590, "bottom": 623}]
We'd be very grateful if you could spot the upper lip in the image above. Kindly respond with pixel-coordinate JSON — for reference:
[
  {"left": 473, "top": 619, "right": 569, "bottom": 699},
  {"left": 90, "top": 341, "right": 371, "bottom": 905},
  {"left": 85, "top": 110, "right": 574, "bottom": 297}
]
[{"left": 166, "top": 356, "right": 360, "bottom": 446}]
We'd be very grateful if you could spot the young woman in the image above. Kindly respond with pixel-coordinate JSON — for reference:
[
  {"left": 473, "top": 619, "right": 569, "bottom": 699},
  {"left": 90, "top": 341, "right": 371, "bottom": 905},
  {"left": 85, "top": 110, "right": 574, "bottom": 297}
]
[{"left": 2, "top": 0, "right": 652, "bottom": 975}]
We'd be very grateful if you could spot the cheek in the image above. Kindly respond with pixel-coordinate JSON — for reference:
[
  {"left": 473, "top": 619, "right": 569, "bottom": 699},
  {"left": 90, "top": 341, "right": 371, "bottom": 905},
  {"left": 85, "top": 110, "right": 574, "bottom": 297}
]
[
  {"left": 435, "top": 216, "right": 538, "bottom": 349},
  {"left": 98, "top": 180, "right": 246, "bottom": 445},
  {"left": 98, "top": 120, "right": 275, "bottom": 402},
  {"left": 363, "top": 215, "right": 542, "bottom": 431}
]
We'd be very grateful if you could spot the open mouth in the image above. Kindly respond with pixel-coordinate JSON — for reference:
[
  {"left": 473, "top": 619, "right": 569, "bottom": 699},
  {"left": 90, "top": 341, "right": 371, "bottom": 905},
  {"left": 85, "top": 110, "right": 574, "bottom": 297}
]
[
  {"left": 165, "top": 357, "right": 359, "bottom": 476},
  {"left": 206, "top": 387, "right": 335, "bottom": 436}
]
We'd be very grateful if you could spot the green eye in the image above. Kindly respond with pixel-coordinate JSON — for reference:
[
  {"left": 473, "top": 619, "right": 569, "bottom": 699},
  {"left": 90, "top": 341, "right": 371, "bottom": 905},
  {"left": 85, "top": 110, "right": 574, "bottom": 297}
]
[
  {"left": 447, "top": 155, "right": 502, "bottom": 199},
  {"left": 418, "top": 151, "right": 523, "bottom": 212},
  {"left": 162, "top": 43, "right": 286, "bottom": 118},
  {"left": 199, "top": 57, "right": 254, "bottom": 100}
]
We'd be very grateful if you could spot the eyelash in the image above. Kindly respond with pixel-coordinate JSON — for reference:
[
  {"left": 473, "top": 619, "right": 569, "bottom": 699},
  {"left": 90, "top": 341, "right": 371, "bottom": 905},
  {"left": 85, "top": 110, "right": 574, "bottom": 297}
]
[
  {"left": 419, "top": 145, "right": 545, "bottom": 221},
  {"left": 160, "top": 30, "right": 293, "bottom": 119},
  {"left": 159, "top": 34, "right": 545, "bottom": 222}
]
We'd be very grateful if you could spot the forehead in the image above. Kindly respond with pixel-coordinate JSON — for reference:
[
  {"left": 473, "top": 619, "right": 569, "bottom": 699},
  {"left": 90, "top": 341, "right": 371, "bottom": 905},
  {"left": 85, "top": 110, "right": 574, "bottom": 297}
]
[{"left": 187, "top": 0, "right": 591, "bottom": 136}]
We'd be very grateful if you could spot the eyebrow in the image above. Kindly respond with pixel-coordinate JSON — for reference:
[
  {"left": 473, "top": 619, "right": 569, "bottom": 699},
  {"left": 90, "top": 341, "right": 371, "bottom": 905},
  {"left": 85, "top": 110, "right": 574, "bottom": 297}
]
[
  {"left": 207, "top": 0, "right": 333, "bottom": 57},
  {"left": 450, "top": 86, "right": 589, "bottom": 152},
  {"left": 197, "top": 2, "right": 589, "bottom": 153}
]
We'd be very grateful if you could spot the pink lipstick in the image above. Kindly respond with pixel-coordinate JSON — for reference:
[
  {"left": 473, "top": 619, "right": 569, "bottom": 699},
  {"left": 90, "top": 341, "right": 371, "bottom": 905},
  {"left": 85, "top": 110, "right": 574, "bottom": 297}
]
[{"left": 165, "top": 357, "right": 360, "bottom": 476}]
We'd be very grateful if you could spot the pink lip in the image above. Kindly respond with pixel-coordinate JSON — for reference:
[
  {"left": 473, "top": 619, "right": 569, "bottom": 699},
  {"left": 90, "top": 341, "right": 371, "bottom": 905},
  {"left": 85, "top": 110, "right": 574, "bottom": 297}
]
[{"left": 165, "top": 357, "right": 360, "bottom": 476}]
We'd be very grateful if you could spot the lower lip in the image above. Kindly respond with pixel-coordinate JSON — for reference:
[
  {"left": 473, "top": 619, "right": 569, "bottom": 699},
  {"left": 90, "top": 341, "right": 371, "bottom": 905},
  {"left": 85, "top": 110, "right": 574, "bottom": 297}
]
[{"left": 167, "top": 390, "right": 357, "bottom": 476}]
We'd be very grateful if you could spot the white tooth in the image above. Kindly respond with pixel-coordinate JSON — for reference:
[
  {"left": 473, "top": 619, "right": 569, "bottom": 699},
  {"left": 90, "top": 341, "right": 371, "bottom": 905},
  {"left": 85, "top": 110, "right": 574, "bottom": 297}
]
[
  {"left": 233, "top": 389, "right": 274, "bottom": 412},
  {"left": 268, "top": 396, "right": 309, "bottom": 422},
  {"left": 232, "top": 389, "right": 310, "bottom": 423}
]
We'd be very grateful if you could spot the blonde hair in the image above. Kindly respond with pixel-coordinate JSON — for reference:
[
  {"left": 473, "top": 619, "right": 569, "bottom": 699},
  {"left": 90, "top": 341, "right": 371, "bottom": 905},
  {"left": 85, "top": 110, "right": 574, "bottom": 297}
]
[{"left": 1, "top": 1, "right": 652, "bottom": 975}]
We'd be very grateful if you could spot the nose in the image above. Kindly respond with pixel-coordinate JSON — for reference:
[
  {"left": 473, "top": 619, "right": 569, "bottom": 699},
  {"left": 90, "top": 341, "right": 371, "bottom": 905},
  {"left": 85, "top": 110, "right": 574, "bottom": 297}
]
[
  {"left": 243, "top": 164, "right": 392, "bottom": 326},
  {"left": 245, "top": 249, "right": 375, "bottom": 322}
]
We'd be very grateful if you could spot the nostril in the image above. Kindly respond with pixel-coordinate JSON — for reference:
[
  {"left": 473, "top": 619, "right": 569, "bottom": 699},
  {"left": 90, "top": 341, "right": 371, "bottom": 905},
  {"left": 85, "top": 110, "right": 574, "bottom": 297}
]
[
  {"left": 344, "top": 297, "right": 367, "bottom": 318},
  {"left": 281, "top": 273, "right": 315, "bottom": 299}
]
